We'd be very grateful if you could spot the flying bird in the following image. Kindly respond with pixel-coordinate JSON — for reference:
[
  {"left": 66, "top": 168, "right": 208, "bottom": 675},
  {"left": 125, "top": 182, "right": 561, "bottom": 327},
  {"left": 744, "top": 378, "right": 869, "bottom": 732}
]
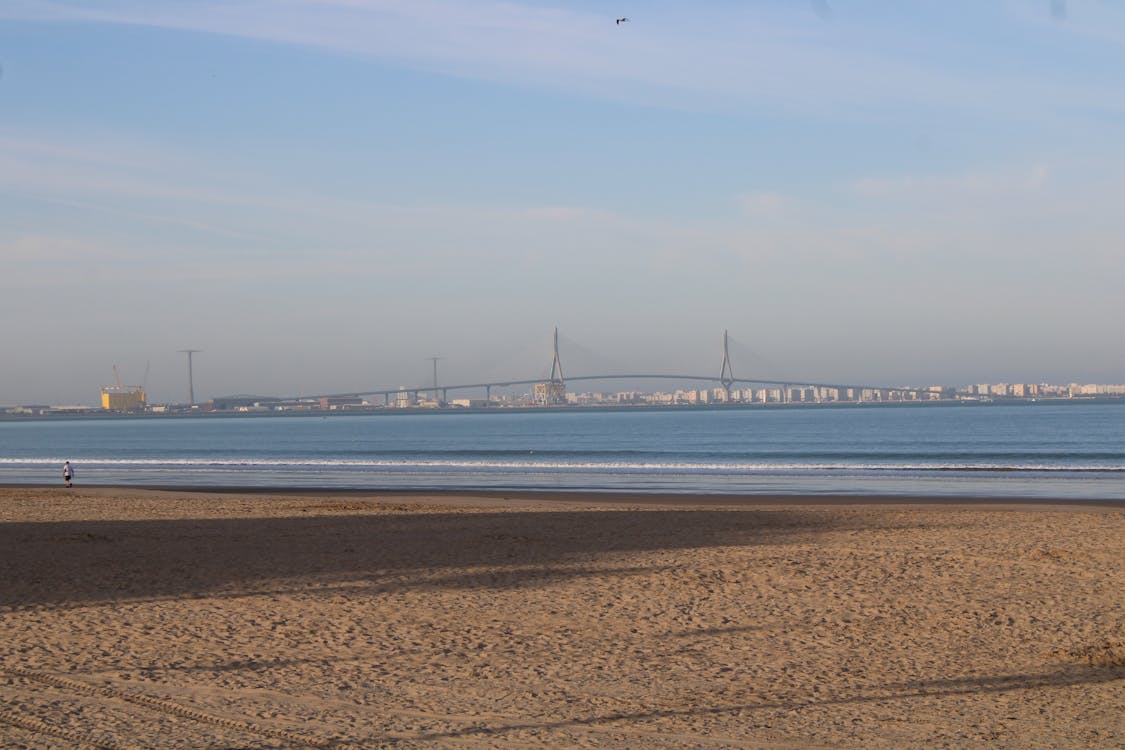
[{"left": 616, "top": 17, "right": 629, "bottom": 25}]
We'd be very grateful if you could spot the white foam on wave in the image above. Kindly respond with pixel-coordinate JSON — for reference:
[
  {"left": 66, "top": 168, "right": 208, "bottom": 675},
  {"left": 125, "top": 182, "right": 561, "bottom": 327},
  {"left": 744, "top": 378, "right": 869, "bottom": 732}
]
[{"left": 1, "top": 457, "right": 1123, "bottom": 473}]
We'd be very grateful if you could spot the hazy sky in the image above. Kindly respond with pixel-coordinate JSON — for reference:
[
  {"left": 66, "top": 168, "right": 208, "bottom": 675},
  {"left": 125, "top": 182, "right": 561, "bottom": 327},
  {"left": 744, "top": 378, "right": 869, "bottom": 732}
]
[{"left": 2, "top": 1, "right": 1124, "bottom": 404}]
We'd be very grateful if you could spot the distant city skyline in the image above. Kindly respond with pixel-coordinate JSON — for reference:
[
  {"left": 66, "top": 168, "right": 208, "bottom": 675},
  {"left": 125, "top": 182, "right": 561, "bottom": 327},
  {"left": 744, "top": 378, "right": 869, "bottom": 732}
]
[
  {"left": 3, "top": 1, "right": 1124, "bottom": 405},
  {"left": 6, "top": 326, "right": 1125, "bottom": 410}
]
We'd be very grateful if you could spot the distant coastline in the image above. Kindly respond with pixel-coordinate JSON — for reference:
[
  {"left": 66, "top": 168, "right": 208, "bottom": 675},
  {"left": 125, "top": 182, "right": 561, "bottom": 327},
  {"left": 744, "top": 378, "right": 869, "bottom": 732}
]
[{"left": 3, "top": 395, "right": 1125, "bottom": 421}]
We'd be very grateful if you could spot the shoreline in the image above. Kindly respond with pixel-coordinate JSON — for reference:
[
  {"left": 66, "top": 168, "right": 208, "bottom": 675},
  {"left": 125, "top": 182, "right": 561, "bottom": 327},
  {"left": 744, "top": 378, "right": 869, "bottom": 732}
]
[{"left": 3, "top": 483, "right": 1125, "bottom": 510}]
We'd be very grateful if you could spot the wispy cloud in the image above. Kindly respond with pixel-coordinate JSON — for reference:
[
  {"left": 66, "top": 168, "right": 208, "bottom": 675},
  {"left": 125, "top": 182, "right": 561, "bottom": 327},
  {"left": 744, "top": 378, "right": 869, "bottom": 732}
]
[
  {"left": 0, "top": 128, "right": 692, "bottom": 280},
  {"left": 5, "top": 0, "right": 1121, "bottom": 119},
  {"left": 6, "top": 124, "right": 1121, "bottom": 284},
  {"left": 735, "top": 191, "right": 805, "bottom": 220},
  {"left": 850, "top": 163, "right": 1052, "bottom": 198},
  {"left": 1, "top": 233, "right": 137, "bottom": 264}
]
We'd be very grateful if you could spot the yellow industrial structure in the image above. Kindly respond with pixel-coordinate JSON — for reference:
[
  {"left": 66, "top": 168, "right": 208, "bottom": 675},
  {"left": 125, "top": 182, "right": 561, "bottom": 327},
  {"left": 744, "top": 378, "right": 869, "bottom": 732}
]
[
  {"left": 100, "top": 365, "right": 147, "bottom": 410},
  {"left": 101, "top": 387, "right": 146, "bottom": 410}
]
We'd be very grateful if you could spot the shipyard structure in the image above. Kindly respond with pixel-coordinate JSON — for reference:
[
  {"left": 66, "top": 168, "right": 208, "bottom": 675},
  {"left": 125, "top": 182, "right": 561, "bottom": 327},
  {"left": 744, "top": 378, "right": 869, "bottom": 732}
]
[
  {"left": 100, "top": 366, "right": 147, "bottom": 411},
  {"left": 100, "top": 385, "right": 146, "bottom": 410}
]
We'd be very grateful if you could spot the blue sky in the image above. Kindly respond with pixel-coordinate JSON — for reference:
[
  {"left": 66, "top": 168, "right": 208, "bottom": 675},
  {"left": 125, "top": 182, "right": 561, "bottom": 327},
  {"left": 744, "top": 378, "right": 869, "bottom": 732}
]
[{"left": 2, "top": 1, "right": 1124, "bottom": 404}]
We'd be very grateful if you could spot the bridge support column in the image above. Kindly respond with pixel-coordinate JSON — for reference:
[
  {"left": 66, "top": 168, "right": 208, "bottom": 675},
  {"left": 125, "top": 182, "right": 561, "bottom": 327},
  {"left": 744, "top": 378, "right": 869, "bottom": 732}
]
[{"left": 719, "top": 330, "right": 735, "bottom": 399}]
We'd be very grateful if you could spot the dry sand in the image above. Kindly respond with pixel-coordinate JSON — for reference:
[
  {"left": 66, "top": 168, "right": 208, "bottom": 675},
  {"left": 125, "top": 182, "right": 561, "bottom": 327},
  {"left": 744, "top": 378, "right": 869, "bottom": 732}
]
[{"left": 0, "top": 487, "right": 1122, "bottom": 749}]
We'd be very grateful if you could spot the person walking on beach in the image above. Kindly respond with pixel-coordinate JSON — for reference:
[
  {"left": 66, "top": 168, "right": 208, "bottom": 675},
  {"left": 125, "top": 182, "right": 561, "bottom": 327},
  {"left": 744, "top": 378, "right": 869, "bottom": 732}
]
[{"left": 63, "top": 461, "right": 73, "bottom": 488}]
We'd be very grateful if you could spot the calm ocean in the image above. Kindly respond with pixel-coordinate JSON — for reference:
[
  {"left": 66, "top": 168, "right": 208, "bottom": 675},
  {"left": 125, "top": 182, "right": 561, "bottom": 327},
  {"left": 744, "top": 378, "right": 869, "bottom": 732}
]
[{"left": 2, "top": 402, "right": 1124, "bottom": 499}]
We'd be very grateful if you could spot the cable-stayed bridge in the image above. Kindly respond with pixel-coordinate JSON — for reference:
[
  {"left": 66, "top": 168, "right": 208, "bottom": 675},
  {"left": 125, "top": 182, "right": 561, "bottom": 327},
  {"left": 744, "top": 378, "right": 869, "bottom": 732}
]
[{"left": 290, "top": 329, "right": 942, "bottom": 405}]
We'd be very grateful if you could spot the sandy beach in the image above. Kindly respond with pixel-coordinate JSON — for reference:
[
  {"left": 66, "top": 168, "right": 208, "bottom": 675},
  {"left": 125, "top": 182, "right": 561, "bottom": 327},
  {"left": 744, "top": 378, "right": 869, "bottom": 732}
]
[{"left": 1, "top": 488, "right": 1122, "bottom": 749}]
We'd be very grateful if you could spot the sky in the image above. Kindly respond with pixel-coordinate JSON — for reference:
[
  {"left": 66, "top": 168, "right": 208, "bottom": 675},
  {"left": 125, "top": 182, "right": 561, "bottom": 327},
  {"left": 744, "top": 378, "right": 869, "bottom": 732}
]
[{"left": 2, "top": 0, "right": 1124, "bottom": 405}]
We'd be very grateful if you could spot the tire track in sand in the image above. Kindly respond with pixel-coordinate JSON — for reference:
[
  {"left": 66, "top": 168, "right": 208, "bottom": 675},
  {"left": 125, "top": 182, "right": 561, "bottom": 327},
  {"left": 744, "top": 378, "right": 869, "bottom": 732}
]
[
  {"left": 0, "top": 700, "right": 134, "bottom": 750},
  {"left": 2, "top": 665, "right": 357, "bottom": 749}
]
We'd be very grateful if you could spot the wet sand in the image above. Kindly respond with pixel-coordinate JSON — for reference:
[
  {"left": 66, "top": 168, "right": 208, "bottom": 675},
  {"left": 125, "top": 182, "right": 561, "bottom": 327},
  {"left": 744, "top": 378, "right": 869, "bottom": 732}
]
[{"left": 1, "top": 487, "right": 1122, "bottom": 748}]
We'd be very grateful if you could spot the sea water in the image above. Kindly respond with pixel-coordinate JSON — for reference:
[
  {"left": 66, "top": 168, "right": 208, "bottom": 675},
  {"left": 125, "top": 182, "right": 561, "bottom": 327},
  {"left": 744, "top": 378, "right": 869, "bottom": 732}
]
[{"left": 1, "top": 402, "right": 1123, "bottom": 499}]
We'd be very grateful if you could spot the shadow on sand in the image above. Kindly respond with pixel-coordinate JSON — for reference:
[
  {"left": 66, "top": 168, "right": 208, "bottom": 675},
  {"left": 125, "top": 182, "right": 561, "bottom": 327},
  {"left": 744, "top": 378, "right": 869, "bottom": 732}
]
[{"left": 0, "top": 507, "right": 925, "bottom": 608}]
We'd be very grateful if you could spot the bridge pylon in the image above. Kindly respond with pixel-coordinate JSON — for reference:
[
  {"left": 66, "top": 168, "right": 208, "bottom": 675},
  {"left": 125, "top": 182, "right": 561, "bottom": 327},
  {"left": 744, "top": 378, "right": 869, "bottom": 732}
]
[
  {"left": 549, "top": 326, "right": 565, "bottom": 385},
  {"left": 719, "top": 329, "right": 735, "bottom": 396},
  {"left": 534, "top": 327, "right": 567, "bottom": 405}
]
